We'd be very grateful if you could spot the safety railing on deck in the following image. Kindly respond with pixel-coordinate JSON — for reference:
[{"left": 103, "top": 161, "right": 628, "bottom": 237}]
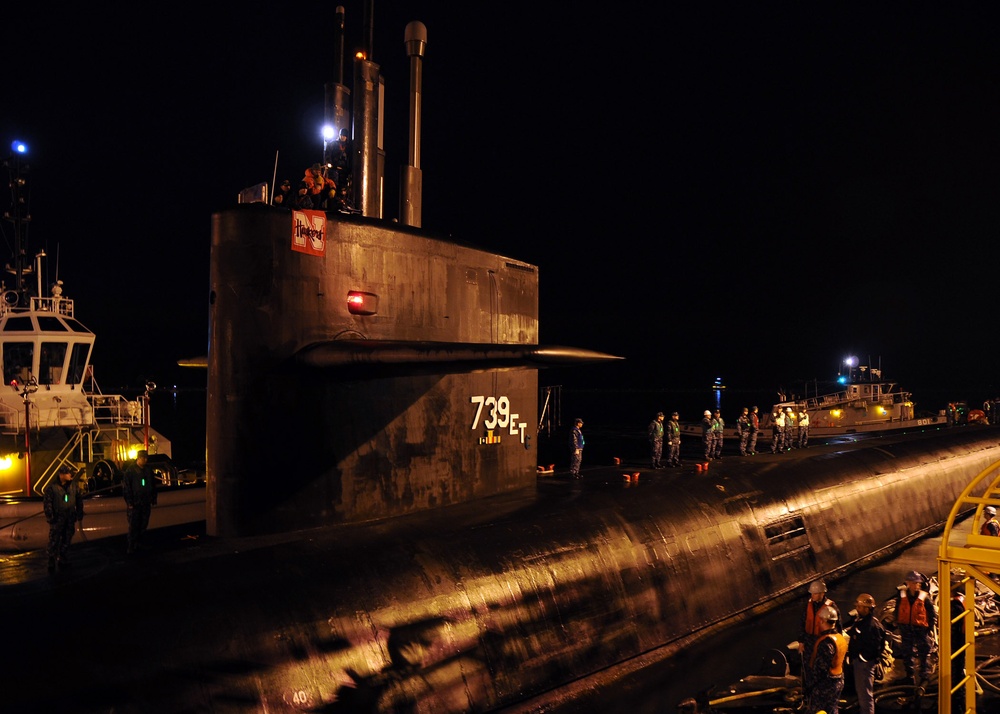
[
  {"left": 938, "top": 458, "right": 1000, "bottom": 713},
  {"left": 90, "top": 394, "right": 144, "bottom": 426},
  {"left": 0, "top": 295, "right": 75, "bottom": 318}
]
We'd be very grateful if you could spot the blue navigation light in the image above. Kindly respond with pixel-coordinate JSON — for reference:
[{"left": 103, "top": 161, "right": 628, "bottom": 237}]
[
  {"left": 837, "top": 375, "right": 848, "bottom": 385},
  {"left": 11, "top": 140, "right": 28, "bottom": 155}
]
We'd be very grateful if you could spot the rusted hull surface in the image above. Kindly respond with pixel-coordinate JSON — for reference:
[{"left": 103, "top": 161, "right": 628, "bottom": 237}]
[
  {"left": 4, "top": 428, "right": 999, "bottom": 713},
  {"left": 207, "top": 206, "right": 539, "bottom": 538}
]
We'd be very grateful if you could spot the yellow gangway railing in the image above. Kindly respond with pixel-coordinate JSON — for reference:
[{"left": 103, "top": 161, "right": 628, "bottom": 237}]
[{"left": 938, "top": 458, "right": 1000, "bottom": 713}]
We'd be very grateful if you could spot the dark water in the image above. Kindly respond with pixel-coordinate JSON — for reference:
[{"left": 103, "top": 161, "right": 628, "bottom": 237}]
[{"left": 148, "top": 388, "right": 206, "bottom": 471}]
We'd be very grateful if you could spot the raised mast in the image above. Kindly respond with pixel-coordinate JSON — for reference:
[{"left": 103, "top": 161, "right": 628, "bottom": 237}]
[{"left": 3, "top": 141, "right": 33, "bottom": 306}]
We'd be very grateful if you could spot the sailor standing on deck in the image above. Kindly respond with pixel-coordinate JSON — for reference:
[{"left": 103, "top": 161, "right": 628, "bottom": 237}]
[
  {"left": 701, "top": 410, "right": 713, "bottom": 461},
  {"left": 784, "top": 407, "right": 797, "bottom": 449},
  {"left": 122, "top": 449, "right": 158, "bottom": 554},
  {"left": 844, "top": 593, "right": 885, "bottom": 714},
  {"left": 711, "top": 409, "right": 725, "bottom": 459},
  {"left": 799, "top": 580, "right": 841, "bottom": 693},
  {"left": 798, "top": 409, "right": 810, "bottom": 449},
  {"left": 887, "top": 570, "right": 936, "bottom": 685},
  {"left": 771, "top": 407, "right": 786, "bottom": 453},
  {"left": 666, "top": 412, "right": 682, "bottom": 467},
  {"left": 648, "top": 411, "right": 665, "bottom": 469},
  {"left": 747, "top": 406, "right": 760, "bottom": 455},
  {"left": 981, "top": 506, "right": 1000, "bottom": 536},
  {"left": 43, "top": 464, "right": 85, "bottom": 573},
  {"left": 806, "top": 604, "right": 848, "bottom": 714},
  {"left": 736, "top": 407, "right": 750, "bottom": 456},
  {"left": 569, "top": 419, "right": 585, "bottom": 479}
]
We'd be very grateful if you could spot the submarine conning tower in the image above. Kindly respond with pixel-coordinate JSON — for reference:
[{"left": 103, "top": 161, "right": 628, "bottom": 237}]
[
  {"left": 208, "top": 207, "right": 543, "bottom": 538},
  {"left": 209, "top": 9, "right": 619, "bottom": 539}
]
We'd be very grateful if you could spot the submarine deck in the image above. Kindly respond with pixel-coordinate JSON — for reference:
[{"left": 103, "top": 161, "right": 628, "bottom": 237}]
[
  {"left": 2, "top": 423, "right": 997, "bottom": 713},
  {"left": 1, "top": 423, "right": 981, "bottom": 588}
]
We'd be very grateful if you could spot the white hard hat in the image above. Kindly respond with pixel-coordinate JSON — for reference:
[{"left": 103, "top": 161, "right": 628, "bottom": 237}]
[
  {"left": 786, "top": 407, "right": 793, "bottom": 412},
  {"left": 817, "top": 604, "right": 838, "bottom": 623},
  {"left": 704, "top": 410, "right": 711, "bottom": 417},
  {"left": 986, "top": 506, "right": 997, "bottom": 517}
]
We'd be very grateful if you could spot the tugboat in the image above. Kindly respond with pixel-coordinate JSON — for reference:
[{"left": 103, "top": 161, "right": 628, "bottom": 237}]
[
  {"left": 680, "top": 359, "right": 950, "bottom": 445},
  {"left": 0, "top": 142, "right": 202, "bottom": 551},
  {"left": 765, "top": 358, "right": 948, "bottom": 440}
]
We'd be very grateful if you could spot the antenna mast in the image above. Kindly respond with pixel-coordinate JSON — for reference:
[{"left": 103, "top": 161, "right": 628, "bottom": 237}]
[{"left": 3, "top": 141, "right": 32, "bottom": 306}]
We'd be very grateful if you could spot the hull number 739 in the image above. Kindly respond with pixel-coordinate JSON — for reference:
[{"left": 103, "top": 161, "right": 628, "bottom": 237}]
[{"left": 470, "top": 395, "right": 527, "bottom": 443}]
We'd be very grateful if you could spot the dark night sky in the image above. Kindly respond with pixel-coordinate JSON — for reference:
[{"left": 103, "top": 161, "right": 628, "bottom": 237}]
[{"left": 3, "top": 2, "right": 1000, "bottom": 400}]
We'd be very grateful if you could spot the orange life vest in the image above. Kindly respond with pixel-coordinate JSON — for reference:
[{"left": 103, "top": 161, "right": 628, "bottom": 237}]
[
  {"left": 810, "top": 631, "right": 848, "bottom": 675},
  {"left": 804, "top": 598, "right": 835, "bottom": 636},
  {"left": 897, "top": 590, "right": 930, "bottom": 628}
]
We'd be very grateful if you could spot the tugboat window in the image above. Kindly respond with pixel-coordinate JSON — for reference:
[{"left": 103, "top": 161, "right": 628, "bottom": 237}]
[
  {"left": 37, "top": 316, "right": 68, "bottom": 332},
  {"left": 67, "top": 343, "right": 90, "bottom": 385},
  {"left": 2, "top": 316, "right": 34, "bottom": 332},
  {"left": 3, "top": 341, "right": 33, "bottom": 384},
  {"left": 39, "top": 342, "right": 67, "bottom": 385},
  {"left": 62, "top": 318, "right": 91, "bottom": 334}
]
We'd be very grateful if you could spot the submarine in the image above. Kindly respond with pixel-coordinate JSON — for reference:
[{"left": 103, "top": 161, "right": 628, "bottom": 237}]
[
  {"left": 5, "top": 6, "right": 1000, "bottom": 713},
  {"left": 5, "top": 427, "right": 1000, "bottom": 713}
]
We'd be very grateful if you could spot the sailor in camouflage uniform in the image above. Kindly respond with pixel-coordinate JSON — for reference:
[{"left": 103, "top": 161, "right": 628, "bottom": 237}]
[
  {"left": 43, "top": 464, "right": 84, "bottom": 572},
  {"left": 747, "top": 406, "right": 760, "bottom": 455},
  {"left": 784, "top": 407, "right": 797, "bottom": 449},
  {"left": 736, "top": 407, "right": 750, "bottom": 456},
  {"left": 569, "top": 419, "right": 585, "bottom": 479},
  {"left": 666, "top": 412, "right": 682, "bottom": 466},
  {"left": 701, "top": 410, "right": 713, "bottom": 461},
  {"left": 122, "top": 449, "right": 158, "bottom": 554},
  {"left": 711, "top": 409, "right": 725, "bottom": 459},
  {"left": 648, "top": 411, "right": 665, "bottom": 468},
  {"left": 797, "top": 409, "right": 810, "bottom": 448},
  {"left": 770, "top": 407, "right": 785, "bottom": 453}
]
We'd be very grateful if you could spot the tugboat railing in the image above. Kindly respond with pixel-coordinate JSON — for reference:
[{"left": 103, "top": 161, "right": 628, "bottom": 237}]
[
  {"left": 0, "top": 393, "right": 143, "bottom": 435},
  {"left": 89, "top": 394, "right": 144, "bottom": 426},
  {"left": 778, "top": 387, "right": 913, "bottom": 412},
  {"left": 0, "top": 296, "right": 75, "bottom": 318}
]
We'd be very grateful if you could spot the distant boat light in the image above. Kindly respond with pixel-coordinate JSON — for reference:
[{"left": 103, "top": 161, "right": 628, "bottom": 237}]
[{"left": 10, "top": 140, "right": 27, "bottom": 155}]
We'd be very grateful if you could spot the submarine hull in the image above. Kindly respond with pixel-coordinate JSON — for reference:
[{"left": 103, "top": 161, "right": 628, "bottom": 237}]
[{"left": 5, "top": 426, "right": 999, "bottom": 713}]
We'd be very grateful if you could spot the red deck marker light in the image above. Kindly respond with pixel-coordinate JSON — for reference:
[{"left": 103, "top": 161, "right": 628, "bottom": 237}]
[{"left": 347, "top": 291, "right": 379, "bottom": 315}]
